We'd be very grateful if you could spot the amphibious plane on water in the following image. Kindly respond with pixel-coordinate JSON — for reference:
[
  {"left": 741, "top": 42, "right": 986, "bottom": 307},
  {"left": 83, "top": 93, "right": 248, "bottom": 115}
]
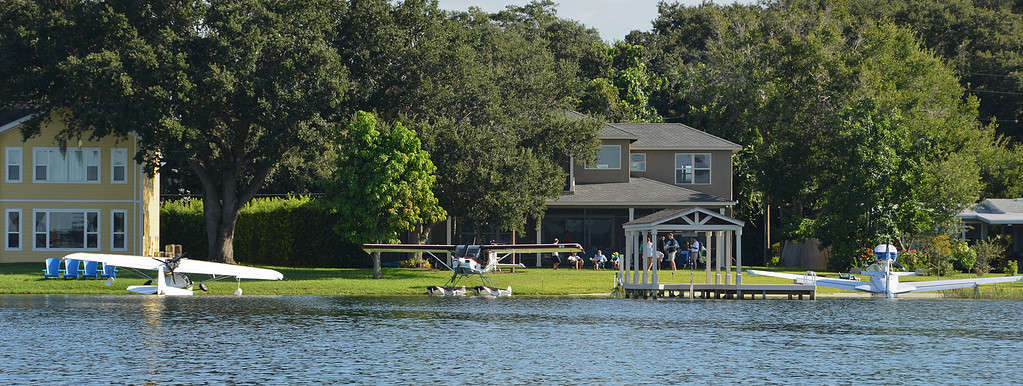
[
  {"left": 64, "top": 253, "right": 284, "bottom": 296},
  {"left": 362, "top": 243, "right": 584, "bottom": 296},
  {"left": 749, "top": 244, "right": 1023, "bottom": 298}
]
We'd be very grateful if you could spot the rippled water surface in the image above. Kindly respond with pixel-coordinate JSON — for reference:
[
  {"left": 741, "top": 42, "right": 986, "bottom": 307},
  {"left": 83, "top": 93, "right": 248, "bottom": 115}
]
[{"left": 2, "top": 295, "right": 1022, "bottom": 384}]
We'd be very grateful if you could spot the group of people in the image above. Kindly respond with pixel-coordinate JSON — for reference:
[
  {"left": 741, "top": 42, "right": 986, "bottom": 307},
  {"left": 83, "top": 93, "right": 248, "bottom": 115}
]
[
  {"left": 644, "top": 233, "right": 704, "bottom": 272},
  {"left": 551, "top": 238, "right": 622, "bottom": 270}
]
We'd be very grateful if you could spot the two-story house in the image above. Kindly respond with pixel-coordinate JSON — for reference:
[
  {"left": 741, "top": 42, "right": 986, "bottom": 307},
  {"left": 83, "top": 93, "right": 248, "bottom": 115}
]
[
  {"left": 433, "top": 112, "right": 741, "bottom": 266},
  {"left": 0, "top": 110, "right": 160, "bottom": 263}
]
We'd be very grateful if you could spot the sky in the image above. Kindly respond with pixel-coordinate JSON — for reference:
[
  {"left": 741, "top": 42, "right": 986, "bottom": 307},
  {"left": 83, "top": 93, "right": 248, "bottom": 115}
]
[{"left": 434, "top": 0, "right": 751, "bottom": 42}]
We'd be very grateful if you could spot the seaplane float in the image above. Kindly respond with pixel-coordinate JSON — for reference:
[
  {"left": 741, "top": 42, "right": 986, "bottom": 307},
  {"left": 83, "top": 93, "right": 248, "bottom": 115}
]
[
  {"left": 363, "top": 242, "right": 584, "bottom": 297},
  {"left": 749, "top": 244, "right": 1023, "bottom": 298},
  {"left": 64, "top": 252, "right": 284, "bottom": 296}
]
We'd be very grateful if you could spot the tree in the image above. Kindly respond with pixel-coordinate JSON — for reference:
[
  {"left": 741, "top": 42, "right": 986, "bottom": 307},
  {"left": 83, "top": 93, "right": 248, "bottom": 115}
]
[
  {"left": 2, "top": 1, "right": 350, "bottom": 263},
  {"left": 321, "top": 111, "right": 446, "bottom": 245},
  {"left": 639, "top": 2, "right": 990, "bottom": 269},
  {"left": 578, "top": 42, "right": 662, "bottom": 122},
  {"left": 334, "top": 2, "right": 603, "bottom": 237}
]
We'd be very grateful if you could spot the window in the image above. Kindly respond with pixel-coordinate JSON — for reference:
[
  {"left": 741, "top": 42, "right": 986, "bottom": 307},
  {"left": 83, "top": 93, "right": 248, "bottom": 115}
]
[
  {"left": 111, "top": 148, "right": 127, "bottom": 183},
  {"left": 674, "top": 153, "right": 711, "bottom": 184},
  {"left": 111, "top": 210, "right": 126, "bottom": 250},
  {"left": 6, "top": 209, "right": 20, "bottom": 250},
  {"left": 630, "top": 153, "right": 646, "bottom": 172},
  {"left": 33, "top": 210, "right": 99, "bottom": 250},
  {"left": 6, "top": 147, "right": 21, "bottom": 183},
  {"left": 585, "top": 145, "right": 622, "bottom": 169},
  {"left": 33, "top": 147, "right": 100, "bottom": 183}
]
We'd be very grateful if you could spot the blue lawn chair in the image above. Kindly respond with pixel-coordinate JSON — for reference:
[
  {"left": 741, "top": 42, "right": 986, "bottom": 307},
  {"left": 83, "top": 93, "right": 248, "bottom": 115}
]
[
  {"left": 42, "top": 258, "right": 62, "bottom": 278},
  {"left": 81, "top": 260, "right": 100, "bottom": 279},
  {"left": 100, "top": 263, "right": 117, "bottom": 279},
  {"left": 63, "top": 258, "right": 81, "bottom": 280}
]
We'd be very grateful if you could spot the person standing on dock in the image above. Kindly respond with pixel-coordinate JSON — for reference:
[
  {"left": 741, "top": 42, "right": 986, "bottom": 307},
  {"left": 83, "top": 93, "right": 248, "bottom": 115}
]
[
  {"left": 665, "top": 234, "right": 679, "bottom": 272},
  {"left": 689, "top": 237, "right": 701, "bottom": 269},
  {"left": 551, "top": 238, "right": 562, "bottom": 270},
  {"left": 645, "top": 236, "right": 657, "bottom": 270}
]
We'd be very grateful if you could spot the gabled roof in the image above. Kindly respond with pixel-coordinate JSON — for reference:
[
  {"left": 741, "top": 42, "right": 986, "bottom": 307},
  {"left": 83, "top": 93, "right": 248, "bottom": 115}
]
[
  {"left": 958, "top": 198, "right": 1023, "bottom": 224},
  {"left": 623, "top": 207, "right": 744, "bottom": 230},
  {"left": 609, "top": 122, "right": 741, "bottom": 151},
  {"left": 547, "top": 177, "right": 733, "bottom": 207}
]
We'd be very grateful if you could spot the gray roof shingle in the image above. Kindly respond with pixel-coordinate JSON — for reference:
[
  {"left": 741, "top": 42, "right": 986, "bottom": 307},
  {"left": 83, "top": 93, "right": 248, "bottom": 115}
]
[
  {"left": 561, "top": 110, "right": 638, "bottom": 141},
  {"left": 609, "top": 123, "right": 741, "bottom": 151},
  {"left": 547, "top": 177, "right": 730, "bottom": 206},
  {"left": 984, "top": 199, "right": 1023, "bottom": 214}
]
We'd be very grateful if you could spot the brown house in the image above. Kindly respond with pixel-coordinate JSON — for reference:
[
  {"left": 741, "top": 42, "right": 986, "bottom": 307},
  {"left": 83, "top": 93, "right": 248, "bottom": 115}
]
[{"left": 438, "top": 113, "right": 742, "bottom": 266}]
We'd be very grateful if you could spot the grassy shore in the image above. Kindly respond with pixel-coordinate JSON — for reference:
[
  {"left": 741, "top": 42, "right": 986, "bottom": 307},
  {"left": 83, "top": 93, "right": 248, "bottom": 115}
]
[{"left": 2, "top": 262, "right": 1021, "bottom": 298}]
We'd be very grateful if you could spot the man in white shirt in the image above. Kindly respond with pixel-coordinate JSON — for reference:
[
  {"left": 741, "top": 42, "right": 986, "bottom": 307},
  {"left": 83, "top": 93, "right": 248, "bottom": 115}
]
[{"left": 590, "top": 249, "right": 607, "bottom": 270}]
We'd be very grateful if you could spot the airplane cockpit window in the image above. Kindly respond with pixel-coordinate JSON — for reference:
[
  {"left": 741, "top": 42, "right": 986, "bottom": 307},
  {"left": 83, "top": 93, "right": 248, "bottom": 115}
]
[{"left": 864, "top": 262, "right": 884, "bottom": 272}]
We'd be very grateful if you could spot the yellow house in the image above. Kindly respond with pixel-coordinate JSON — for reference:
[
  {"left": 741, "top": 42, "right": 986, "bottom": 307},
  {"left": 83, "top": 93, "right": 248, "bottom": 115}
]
[{"left": 0, "top": 111, "right": 159, "bottom": 263}]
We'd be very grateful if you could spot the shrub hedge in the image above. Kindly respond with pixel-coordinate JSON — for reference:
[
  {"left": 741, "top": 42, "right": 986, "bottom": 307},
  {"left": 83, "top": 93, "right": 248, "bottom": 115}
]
[{"left": 160, "top": 197, "right": 368, "bottom": 267}]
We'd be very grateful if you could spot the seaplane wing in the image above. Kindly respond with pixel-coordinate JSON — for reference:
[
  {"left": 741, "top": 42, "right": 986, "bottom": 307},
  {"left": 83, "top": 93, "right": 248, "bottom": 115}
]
[
  {"left": 361, "top": 243, "right": 584, "bottom": 255},
  {"left": 362, "top": 244, "right": 457, "bottom": 253},
  {"left": 747, "top": 270, "right": 873, "bottom": 292},
  {"left": 65, "top": 252, "right": 164, "bottom": 270},
  {"left": 65, "top": 253, "right": 283, "bottom": 280},
  {"left": 171, "top": 259, "right": 283, "bottom": 280},
  {"left": 481, "top": 243, "right": 584, "bottom": 254},
  {"left": 899, "top": 276, "right": 1023, "bottom": 293}
]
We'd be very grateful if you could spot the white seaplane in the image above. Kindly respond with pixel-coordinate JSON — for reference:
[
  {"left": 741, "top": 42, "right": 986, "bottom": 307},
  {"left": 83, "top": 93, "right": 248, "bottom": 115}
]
[
  {"left": 64, "top": 252, "right": 284, "bottom": 296},
  {"left": 362, "top": 242, "right": 584, "bottom": 296},
  {"left": 749, "top": 244, "right": 1023, "bottom": 298}
]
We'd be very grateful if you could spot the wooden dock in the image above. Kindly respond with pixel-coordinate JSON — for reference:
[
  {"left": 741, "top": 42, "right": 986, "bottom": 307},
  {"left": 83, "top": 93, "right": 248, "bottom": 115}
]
[{"left": 622, "top": 283, "right": 816, "bottom": 300}]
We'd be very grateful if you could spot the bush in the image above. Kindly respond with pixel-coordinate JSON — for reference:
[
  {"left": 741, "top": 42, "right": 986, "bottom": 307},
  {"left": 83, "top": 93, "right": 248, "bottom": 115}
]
[
  {"left": 160, "top": 197, "right": 368, "bottom": 267},
  {"left": 971, "top": 240, "right": 1002, "bottom": 275},
  {"left": 399, "top": 258, "right": 431, "bottom": 269},
  {"left": 950, "top": 241, "right": 976, "bottom": 272},
  {"left": 1008, "top": 260, "right": 1019, "bottom": 276},
  {"left": 899, "top": 249, "right": 928, "bottom": 272},
  {"left": 852, "top": 247, "right": 874, "bottom": 269}
]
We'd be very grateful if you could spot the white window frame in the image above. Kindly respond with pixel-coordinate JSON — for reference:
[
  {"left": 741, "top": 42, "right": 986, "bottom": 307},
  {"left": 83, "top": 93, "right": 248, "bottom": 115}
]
[
  {"left": 6, "top": 209, "right": 21, "bottom": 251},
  {"left": 31, "top": 209, "right": 101, "bottom": 251},
  {"left": 111, "top": 209, "right": 127, "bottom": 251},
  {"left": 585, "top": 145, "right": 622, "bottom": 170},
  {"left": 110, "top": 148, "right": 127, "bottom": 184},
  {"left": 674, "top": 153, "right": 712, "bottom": 185},
  {"left": 6, "top": 147, "right": 22, "bottom": 183},
  {"left": 32, "top": 147, "right": 102, "bottom": 184},
  {"left": 630, "top": 153, "right": 646, "bottom": 172}
]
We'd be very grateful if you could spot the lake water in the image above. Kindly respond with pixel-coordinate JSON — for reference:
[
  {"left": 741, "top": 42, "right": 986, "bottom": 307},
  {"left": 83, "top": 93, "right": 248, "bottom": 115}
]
[{"left": 1, "top": 295, "right": 1021, "bottom": 384}]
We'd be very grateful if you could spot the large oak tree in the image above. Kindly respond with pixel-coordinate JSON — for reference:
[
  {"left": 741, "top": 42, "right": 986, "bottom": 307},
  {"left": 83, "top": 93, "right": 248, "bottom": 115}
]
[{"left": 2, "top": 0, "right": 350, "bottom": 263}]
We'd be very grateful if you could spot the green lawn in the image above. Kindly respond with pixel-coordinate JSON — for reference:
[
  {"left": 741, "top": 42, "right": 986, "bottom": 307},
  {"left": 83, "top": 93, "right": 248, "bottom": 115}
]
[{"left": 3, "top": 262, "right": 1021, "bottom": 298}]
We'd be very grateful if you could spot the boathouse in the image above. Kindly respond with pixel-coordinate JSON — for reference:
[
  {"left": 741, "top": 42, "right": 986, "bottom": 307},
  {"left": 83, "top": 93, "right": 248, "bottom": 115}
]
[{"left": 618, "top": 207, "right": 815, "bottom": 299}]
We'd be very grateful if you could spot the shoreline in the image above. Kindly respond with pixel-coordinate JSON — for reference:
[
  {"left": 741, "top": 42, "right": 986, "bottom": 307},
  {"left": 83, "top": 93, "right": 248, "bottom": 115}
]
[{"left": 3, "top": 262, "right": 1020, "bottom": 299}]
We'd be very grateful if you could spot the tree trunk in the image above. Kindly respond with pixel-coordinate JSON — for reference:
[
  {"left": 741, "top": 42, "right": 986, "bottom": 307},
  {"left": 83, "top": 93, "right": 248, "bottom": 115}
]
[
  {"left": 191, "top": 159, "right": 272, "bottom": 264},
  {"left": 202, "top": 186, "right": 242, "bottom": 264},
  {"left": 763, "top": 200, "right": 770, "bottom": 266},
  {"left": 373, "top": 251, "right": 382, "bottom": 279}
]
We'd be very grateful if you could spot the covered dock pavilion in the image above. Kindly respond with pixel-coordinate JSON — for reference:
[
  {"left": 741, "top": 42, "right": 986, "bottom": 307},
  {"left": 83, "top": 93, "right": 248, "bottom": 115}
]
[{"left": 618, "top": 207, "right": 815, "bottom": 299}]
